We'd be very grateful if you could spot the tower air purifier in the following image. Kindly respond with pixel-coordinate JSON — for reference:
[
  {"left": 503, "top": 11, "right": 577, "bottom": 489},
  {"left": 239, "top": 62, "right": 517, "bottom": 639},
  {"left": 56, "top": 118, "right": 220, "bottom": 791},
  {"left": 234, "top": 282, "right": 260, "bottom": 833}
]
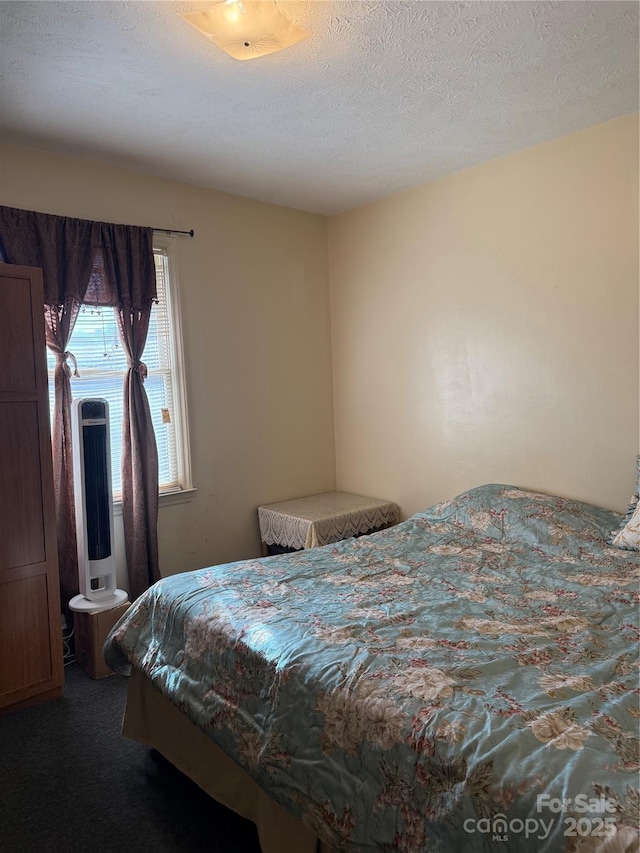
[{"left": 69, "top": 398, "right": 127, "bottom": 613}]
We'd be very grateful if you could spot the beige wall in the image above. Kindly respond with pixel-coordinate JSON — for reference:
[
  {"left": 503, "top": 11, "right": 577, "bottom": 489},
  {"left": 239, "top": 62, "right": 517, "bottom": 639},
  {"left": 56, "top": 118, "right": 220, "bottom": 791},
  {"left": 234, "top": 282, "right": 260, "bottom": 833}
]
[
  {"left": 0, "top": 142, "right": 336, "bottom": 588},
  {"left": 328, "top": 114, "right": 639, "bottom": 516},
  {"left": 2, "top": 112, "right": 637, "bottom": 597}
]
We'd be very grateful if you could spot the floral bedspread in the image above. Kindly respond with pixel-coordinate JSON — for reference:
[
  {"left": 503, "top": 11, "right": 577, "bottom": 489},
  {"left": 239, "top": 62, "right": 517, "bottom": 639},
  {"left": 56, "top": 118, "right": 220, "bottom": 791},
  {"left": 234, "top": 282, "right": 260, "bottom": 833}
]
[{"left": 104, "top": 485, "right": 639, "bottom": 852}]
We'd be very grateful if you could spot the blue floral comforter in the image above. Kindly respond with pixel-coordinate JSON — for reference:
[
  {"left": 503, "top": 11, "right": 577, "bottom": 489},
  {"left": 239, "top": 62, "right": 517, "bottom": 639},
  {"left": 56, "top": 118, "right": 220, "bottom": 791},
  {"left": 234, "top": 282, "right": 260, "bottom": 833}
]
[{"left": 104, "top": 485, "right": 639, "bottom": 852}]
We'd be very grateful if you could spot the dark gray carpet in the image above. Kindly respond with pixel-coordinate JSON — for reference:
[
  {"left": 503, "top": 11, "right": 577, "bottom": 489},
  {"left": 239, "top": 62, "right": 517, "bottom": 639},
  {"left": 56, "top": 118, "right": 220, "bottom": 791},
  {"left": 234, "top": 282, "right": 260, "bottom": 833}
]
[{"left": 0, "top": 664, "right": 261, "bottom": 853}]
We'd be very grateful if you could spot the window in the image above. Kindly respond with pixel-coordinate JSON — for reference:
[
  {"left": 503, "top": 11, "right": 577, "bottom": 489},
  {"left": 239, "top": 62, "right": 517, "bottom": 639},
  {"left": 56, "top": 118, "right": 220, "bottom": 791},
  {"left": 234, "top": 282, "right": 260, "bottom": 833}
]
[{"left": 46, "top": 238, "right": 191, "bottom": 499}]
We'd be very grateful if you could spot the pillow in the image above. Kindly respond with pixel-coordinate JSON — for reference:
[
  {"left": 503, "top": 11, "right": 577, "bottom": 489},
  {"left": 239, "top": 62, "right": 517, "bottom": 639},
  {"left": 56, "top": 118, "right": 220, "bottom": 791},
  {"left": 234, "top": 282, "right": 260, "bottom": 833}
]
[
  {"left": 630, "top": 454, "right": 640, "bottom": 512},
  {"left": 419, "top": 483, "right": 621, "bottom": 548},
  {"left": 610, "top": 498, "right": 640, "bottom": 551},
  {"left": 608, "top": 454, "right": 640, "bottom": 547},
  {"left": 621, "top": 454, "right": 640, "bottom": 520}
]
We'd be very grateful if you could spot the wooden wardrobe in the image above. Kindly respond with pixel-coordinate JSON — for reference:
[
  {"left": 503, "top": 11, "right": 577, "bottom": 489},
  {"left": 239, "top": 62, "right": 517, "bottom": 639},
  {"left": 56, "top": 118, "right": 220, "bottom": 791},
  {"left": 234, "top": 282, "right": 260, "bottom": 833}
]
[{"left": 0, "top": 263, "right": 64, "bottom": 712}]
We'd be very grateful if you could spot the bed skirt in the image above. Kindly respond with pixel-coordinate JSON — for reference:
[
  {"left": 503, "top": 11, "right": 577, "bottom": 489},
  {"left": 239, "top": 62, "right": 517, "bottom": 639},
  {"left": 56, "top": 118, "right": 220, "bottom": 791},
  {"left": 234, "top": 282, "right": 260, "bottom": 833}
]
[{"left": 122, "top": 668, "right": 331, "bottom": 853}]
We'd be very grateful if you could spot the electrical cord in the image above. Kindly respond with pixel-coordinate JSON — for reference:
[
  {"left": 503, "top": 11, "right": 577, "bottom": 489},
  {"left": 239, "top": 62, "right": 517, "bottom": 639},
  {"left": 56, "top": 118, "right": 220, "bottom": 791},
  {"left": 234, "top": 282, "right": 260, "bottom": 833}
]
[{"left": 62, "top": 625, "right": 75, "bottom": 666}]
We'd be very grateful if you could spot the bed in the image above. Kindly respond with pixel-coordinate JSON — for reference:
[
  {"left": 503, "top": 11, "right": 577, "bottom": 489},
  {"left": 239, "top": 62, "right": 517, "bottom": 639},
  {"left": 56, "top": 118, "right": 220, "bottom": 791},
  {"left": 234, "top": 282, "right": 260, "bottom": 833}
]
[{"left": 104, "top": 484, "right": 640, "bottom": 852}]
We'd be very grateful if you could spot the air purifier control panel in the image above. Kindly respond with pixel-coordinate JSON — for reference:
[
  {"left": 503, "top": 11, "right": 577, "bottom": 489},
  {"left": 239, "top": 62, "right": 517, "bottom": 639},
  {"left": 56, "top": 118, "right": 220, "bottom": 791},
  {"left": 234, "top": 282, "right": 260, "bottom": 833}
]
[{"left": 81, "top": 399, "right": 107, "bottom": 422}]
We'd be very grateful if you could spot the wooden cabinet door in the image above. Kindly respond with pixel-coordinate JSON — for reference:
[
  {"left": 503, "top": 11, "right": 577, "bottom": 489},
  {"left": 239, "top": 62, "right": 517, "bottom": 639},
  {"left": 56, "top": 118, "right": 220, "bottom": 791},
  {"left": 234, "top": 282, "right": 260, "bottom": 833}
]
[{"left": 0, "top": 264, "right": 63, "bottom": 710}]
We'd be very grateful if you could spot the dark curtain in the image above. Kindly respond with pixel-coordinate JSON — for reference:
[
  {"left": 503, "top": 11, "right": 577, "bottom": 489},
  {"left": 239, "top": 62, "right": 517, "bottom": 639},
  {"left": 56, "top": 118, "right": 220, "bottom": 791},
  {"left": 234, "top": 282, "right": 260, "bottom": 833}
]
[
  {"left": 0, "top": 205, "right": 159, "bottom": 607},
  {"left": 44, "top": 301, "right": 81, "bottom": 610},
  {"left": 116, "top": 307, "right": 160, "bottom": 600}
]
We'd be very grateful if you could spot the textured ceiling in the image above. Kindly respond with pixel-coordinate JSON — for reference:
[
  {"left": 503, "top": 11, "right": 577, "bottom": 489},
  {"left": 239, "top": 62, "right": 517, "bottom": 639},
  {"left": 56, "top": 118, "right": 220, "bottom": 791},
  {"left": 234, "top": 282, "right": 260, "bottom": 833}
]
[{"left": 0, "top": 1, "right": 638, "bottom": 214}]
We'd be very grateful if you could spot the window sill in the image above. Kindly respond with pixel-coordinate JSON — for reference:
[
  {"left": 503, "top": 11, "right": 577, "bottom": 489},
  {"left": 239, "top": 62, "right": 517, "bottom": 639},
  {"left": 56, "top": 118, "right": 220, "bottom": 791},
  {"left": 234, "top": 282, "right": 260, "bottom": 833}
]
[
  {"left": 160, "top": 487, "right": 197, "bottom": 507},
  {"left": 113, "top": 487, "right": 197, "bottom": 516}
]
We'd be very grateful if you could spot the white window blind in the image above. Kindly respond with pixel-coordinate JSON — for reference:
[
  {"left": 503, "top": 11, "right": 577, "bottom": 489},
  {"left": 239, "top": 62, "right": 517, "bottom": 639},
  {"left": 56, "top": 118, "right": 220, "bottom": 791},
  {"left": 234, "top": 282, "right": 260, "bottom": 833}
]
[{"left": 47, "top": 249, "right": 184, "bottom": 498}]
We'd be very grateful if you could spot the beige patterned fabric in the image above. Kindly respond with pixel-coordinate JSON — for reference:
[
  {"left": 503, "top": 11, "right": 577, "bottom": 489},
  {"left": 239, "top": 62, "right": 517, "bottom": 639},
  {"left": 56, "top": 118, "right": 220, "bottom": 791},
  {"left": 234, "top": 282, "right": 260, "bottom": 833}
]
[
  {"left": 258, "top": 491, "right": 400, "bottom": 550},
  {"left": 611, "top": 500, "right": 640, "bottom": 551}
]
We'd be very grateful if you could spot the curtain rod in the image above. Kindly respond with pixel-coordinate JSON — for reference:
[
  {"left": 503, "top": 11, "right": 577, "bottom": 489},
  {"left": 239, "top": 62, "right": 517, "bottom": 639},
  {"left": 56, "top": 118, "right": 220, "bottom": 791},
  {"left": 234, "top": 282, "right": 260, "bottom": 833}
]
[{"left": 153, "top": 227, "right": 194, "bottom": 237}]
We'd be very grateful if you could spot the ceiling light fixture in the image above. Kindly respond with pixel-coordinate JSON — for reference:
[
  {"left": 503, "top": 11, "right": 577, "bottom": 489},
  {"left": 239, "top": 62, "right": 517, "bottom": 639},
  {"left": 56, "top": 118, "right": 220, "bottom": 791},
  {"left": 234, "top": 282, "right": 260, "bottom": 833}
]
[{"left": 179, "top": 0, "right": 309, "bottom": 61}]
